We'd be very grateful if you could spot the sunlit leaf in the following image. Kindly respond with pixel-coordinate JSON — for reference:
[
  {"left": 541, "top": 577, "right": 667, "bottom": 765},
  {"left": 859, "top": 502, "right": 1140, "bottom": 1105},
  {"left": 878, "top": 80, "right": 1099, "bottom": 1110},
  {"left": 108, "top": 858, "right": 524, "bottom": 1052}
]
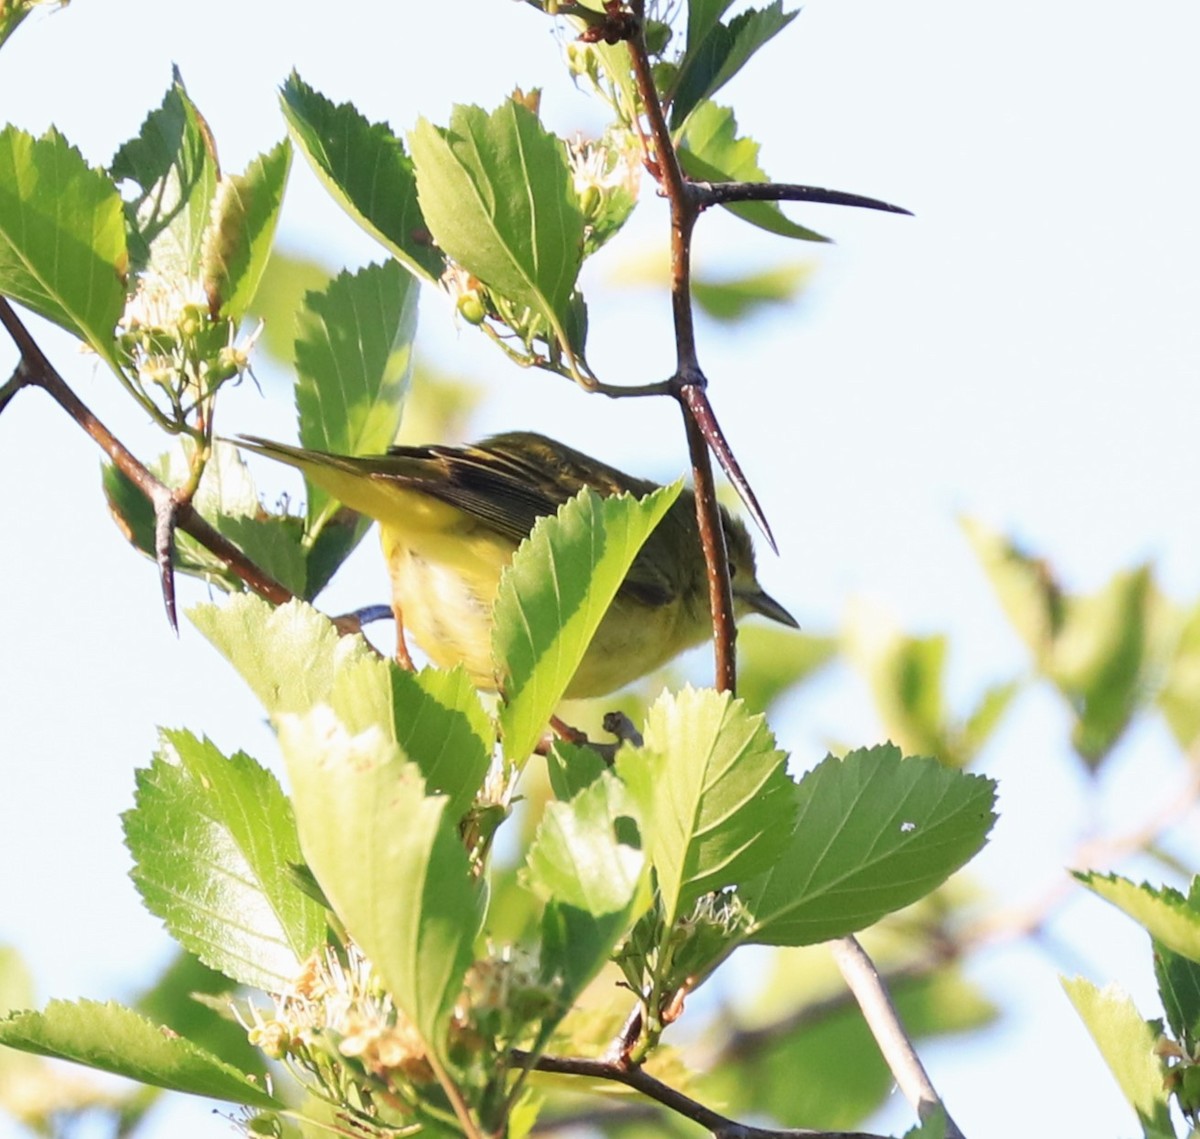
[
  {"left": 0, "top": 1000, "right": 279, "bottom": 1108},
  {"left": 1062, "top": 977, "right": 1174, "bottom": 1139},
  {"left": 742, "top": 745, "right": 996, "bottom": 946},
  {"left": 495, "top": 482, "right": 681, "bottom": 764},
  {"left": 0, "top": 126, "right": 125, "bottom": 363},
  {"left": 410, "top": 101, "right": 586, "bottom": 365},
  {"left": 278, "top": 708, "right": 483, "bottom": 1060},
  {"left": 124, "top": 730, "right": 326, "bottom": 992},
  {"left": 329, "top": 655, "right": 493, "bottom": 819},
  {"left": 202, "top": 140, "right": 291, "bottom": 321},
  {"left": 669, "top": 2, "right": 797, "bottom": 130},
  {"left": 189, "top": 594, "right": 376, "bottom": 717},
  {"left": 294, "top": 259, "right": 419, "bottom": 546},
  {"left": 281, "top": 72, "right": 443, "bottom": 280},
  {"left": 111, "top": 70, "right": 219, "bottom": 278},
  {"left": 678, "top": 101, "right": 827, "bottom": 241},
  {"left": 1078, "top": 873, "right": 1200, "bottom": 963},
  {"left": 618, "top": 687, "right": 794, "bottom": 926}
]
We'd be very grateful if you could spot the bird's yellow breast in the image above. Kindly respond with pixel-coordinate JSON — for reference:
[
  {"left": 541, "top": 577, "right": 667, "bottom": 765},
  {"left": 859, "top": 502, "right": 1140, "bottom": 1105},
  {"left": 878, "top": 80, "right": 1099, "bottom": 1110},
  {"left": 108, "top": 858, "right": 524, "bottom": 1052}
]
[
  {"left": 380, "top": 521, "right": 706, "bottom": 698},
  {"left": 381, "top": 523, "right": 517, "bottom": 689}
]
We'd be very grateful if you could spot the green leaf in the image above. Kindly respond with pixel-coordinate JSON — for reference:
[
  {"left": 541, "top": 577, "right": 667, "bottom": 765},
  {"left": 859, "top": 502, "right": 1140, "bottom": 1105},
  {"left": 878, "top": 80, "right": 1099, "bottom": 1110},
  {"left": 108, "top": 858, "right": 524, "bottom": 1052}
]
[
  {"left": 742, "top": 745, "right": 996, "bottom": 946},
  {"left": 278, "top": 708, "right": 483, "bottom": 1061},
  {"left": 1156, "top": 940, "right": 1200, "bottom": 1053},
  {"left": 124, "top": 730, "right": 327, "bottom": 992},
  {"left": 1050, "top": 565, "right": 1159, "bottom": 766},
  {"left": 525, "top": 772, "right": 645, "bottom": 915},
  {"left": 409, "top": 101, "right": 586, "bottom": 365},
  {"left": 111, "top": 70, "right": 220, "bottom": 278},
  {"left": 212, "top": 512, "right": 309, "bottom": 599},
  {"left": 1078, "top": 873, "right": 1200, "bottom": 962},
  {"left": 545, "top": 740, "right": 608, "bottom": 801},
  {"left": 539, "top": 901, "right": 633, "bottom": 1032},
  {"left": 678, "top": 102, "right": 827, "bottom": 241},
  {"left": 281, "top": 72, "right": 443, "bottom": 280},
  {"left": 294, "top": 259, "right": 419, "bottom": 546},
  {"left": 692, "top": 262, "right": 814, "bottom": 321},
  {"left": 586, "top": 40, "right": 643, "bottom": 127},
  {"left": 528, "top": 774, "right": 647, "bottom": 1027},
  {"left": 189, "top": 593, "right": 377, "bottom": 717},
  {"left": 617, "top": 687, "right": 794, "bottom": 926},
  {"left": 959, "top": 678, "right": 1021, "bottom": 761},
  {"left": 686, "top": 0, "right": 738, "bottom": 52},
  {"left": 848, "top": 626, "right": 958, "bottom": 765},
  {"left": 495, "top": 481, "right": 682, "bottom": 763},
  {"left": 964, "top": 518, "right": 1163, "bottom": 767},
  {"left": 961, "top": 516, "right": 1063, "bottom": 659},
  {"left": 202, "top": 139, "right": 291, "bottom": 321},
  {"left": 0, "top": 126, "right": 125, "bottom": 362},
  {"left": 737, "top": 625, "right": 836, "bottom": 717},
  {"left": 1154, "top": 879, "right": 1200, "bottom": 1052},
  {"left": 329, "top": 656, "right": 493, "bottom": 819},
  {"left": 1062, "top": 977, "right": 1175, "bottom": 1139},
  {"left": 669, "top": 3, "right": 797, "bottom": 131},
  {"left": 0, "top": 1, "right": 35, "bottom": 50},
  {"left": 0, "top": 1000, "right": 279, "bottom": 1108},
  {"left": 1158, "top": 600, "right": 1200, "bottom": 749}
]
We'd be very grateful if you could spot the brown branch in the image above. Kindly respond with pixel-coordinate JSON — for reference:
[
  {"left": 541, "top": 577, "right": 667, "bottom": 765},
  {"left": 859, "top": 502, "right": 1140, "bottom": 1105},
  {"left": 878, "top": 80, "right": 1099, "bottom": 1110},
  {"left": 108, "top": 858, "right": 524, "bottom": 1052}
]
[
  {"left": 0, "top": 299, "right": 295, "bottom": 616},
  {"left": 692, "top": 181, "right": 913, "bottom": 217},
  {"left": 680, "top": 393, "right": 738, "bottom": 693},
  {"left": 622, "top": 11, "right": 742, "bottom": 695},
  {"left": 512, "top": 1050, "right": 887, "bottom": 1139}
]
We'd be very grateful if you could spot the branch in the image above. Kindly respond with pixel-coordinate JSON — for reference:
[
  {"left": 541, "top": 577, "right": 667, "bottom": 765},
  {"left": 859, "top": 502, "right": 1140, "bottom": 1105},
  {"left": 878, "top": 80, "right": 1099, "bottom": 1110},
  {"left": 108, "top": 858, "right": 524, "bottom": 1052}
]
[
  {"left": 623, "top": 8, "right": 741, "bottom": 694},
  {"left": 829, "top": 936, "right": 965, "bottom": 1139},
  {"left": 512, "top": 1050, "right": 888, "bottom": 1139},
  {"left": 0, "top": 299, "right": 296, "bottom": 621}
]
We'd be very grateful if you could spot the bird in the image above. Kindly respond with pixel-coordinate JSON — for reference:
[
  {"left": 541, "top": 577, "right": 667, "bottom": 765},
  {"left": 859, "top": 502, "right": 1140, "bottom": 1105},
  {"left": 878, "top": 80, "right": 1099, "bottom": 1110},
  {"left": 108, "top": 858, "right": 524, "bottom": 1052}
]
[{"left": 236, "top": 431, "right": 797, "bottom": 698}]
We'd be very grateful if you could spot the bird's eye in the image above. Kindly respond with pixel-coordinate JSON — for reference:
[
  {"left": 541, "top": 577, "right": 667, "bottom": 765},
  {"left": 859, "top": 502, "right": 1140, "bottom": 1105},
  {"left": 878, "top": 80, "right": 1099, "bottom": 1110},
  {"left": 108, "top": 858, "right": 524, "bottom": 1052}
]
[{"left": 728, "top": 562, "right": 738, "bottom": 579}]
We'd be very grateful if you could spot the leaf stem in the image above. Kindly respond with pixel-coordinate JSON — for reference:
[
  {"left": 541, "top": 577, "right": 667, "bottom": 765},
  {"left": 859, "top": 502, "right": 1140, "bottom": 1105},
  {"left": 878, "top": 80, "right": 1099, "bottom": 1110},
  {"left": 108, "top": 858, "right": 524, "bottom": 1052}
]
[{"left": 829, "top": 935, "right": 965, "bottom": 1139}]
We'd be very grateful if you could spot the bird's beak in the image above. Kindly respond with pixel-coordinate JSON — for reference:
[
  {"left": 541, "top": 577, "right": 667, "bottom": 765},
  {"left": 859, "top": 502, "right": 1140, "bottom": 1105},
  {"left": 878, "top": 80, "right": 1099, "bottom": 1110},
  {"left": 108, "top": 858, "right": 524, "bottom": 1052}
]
[{"left": 740, "top": 587, "right": 799, "bottom": 629}]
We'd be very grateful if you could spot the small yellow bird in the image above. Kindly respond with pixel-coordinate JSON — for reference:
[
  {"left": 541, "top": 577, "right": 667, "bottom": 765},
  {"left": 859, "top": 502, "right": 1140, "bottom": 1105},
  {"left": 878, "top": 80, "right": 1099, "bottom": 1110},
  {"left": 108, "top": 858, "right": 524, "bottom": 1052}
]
[{"left": 237, "top": 431, "right": 797, "bottom": 698}]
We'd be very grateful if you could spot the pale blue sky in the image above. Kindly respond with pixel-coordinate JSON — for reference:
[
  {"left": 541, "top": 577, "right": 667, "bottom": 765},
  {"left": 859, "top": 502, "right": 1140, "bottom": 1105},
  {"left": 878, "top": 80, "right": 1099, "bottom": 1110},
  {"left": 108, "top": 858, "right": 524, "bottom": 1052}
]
[{"left": 2, "top": 2, "right": 1199, "bottom": 1136}]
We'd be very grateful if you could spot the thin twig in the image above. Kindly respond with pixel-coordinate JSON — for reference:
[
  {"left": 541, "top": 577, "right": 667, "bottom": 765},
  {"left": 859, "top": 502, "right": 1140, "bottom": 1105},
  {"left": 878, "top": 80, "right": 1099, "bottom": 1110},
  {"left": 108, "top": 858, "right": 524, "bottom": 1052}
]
[
  {"left": 829, "top": 936, "right": 964, "bottom": 1139},
  {"left": 512, "top": 1050, "right": 887, "bottom": 1139},
  {"left": 426, "top": 1050, "right": 484, "bottom": 1139},
  {"left": 0, "top": 357, "right": 32, "bottom": 415},
  {"left": 0, "top": 298, "right": 295, "bottom": 610}
]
